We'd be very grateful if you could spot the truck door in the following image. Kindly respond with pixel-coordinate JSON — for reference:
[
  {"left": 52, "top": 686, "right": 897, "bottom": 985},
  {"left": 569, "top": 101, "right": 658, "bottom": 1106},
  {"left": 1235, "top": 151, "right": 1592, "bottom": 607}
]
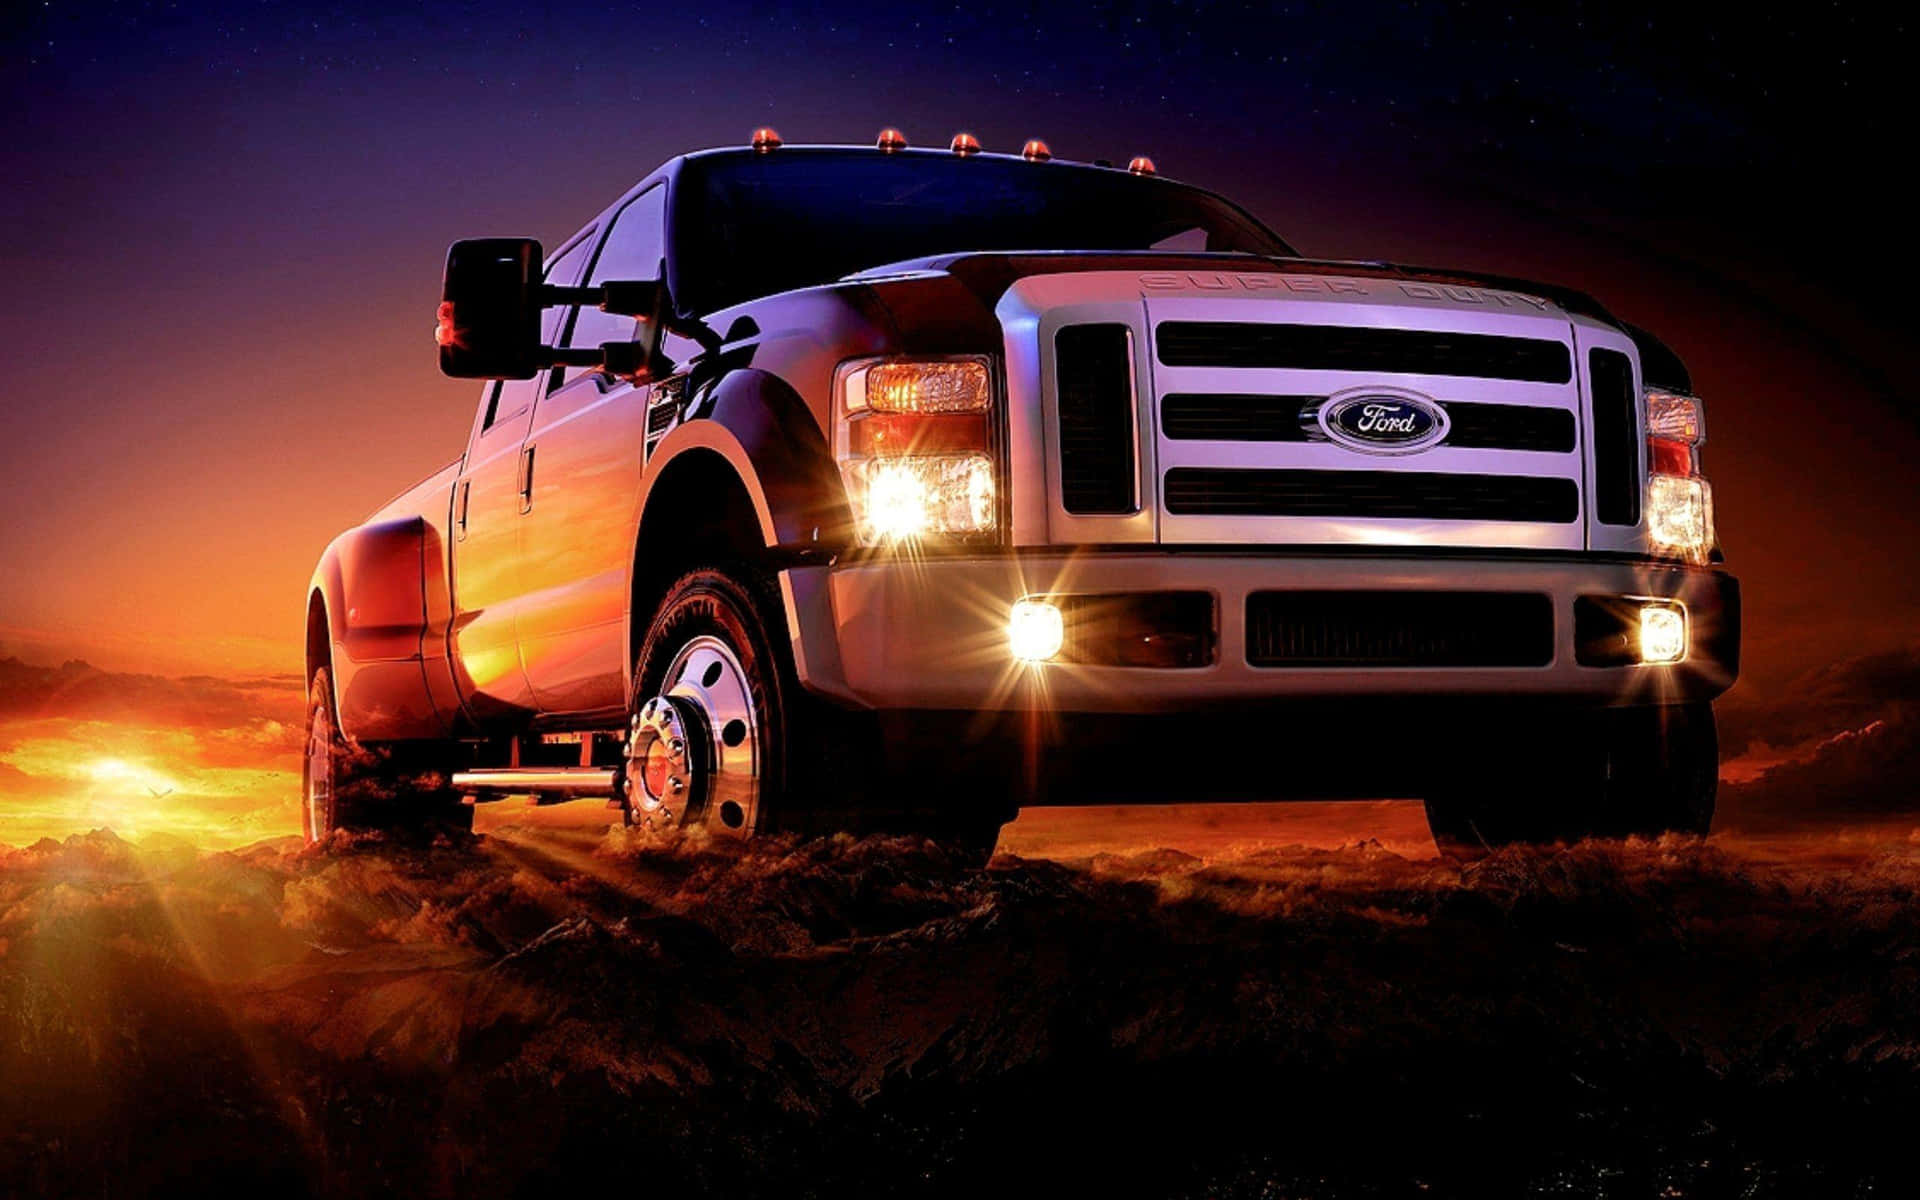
[
  {"left": 516, "top": 185, "right": 666, "bottom": 717},
  {"left": 448, "top": 232, "right": 595, "bottom": 722}
]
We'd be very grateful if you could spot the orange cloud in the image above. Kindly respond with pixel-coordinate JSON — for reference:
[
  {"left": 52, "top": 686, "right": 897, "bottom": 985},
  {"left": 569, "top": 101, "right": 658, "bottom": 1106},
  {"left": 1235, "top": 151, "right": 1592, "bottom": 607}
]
[{"left": 0, "top": 656, "right": 303, "bottom": 848}]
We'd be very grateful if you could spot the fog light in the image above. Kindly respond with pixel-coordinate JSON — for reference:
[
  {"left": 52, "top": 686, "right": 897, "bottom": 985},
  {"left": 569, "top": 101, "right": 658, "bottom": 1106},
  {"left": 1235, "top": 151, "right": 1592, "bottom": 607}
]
[
  {"left": 1009, "top": 599, "right": 1064, "bottom": 663},
  {"left": 1638, "top": 602, "right": 1688, "bottom": 664}
]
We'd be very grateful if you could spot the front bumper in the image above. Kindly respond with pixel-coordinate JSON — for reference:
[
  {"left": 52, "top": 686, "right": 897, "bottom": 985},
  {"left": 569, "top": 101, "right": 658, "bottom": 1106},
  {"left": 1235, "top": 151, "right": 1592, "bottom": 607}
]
[{"left": 780, "top": 551, "right": 1739, "bottom": 714}]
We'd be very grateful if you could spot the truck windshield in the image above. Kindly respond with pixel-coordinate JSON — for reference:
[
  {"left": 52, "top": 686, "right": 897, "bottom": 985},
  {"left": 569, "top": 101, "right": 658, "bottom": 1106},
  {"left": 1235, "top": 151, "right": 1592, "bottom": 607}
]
[{"left": 672, "top": 150, "right": 1294, "bottom": 314}]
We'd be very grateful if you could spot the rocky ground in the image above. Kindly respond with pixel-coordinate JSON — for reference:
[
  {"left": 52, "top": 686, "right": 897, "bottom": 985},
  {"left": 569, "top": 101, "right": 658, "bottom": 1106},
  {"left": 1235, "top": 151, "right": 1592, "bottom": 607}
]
[{"left": 4, "top": 807, "right": 1920, "bottom": 1197}]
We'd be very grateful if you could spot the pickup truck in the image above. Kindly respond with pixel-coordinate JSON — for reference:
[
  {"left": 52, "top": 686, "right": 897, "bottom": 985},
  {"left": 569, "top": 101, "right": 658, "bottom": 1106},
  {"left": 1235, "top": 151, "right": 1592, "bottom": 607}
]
[{"left": 303, "top": 129, "right": 1739, "bottom": 860}]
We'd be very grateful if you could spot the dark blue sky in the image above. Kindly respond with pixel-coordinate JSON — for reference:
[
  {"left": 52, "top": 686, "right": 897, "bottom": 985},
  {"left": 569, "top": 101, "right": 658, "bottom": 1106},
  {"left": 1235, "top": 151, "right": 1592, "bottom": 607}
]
[{"left": 0, "top": 1, "right": 1913, "bottom": 691}]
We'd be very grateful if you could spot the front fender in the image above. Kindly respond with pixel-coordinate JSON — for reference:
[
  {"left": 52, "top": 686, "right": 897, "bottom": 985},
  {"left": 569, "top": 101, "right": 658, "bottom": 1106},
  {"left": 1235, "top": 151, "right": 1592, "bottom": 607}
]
[
  {"left": 640, "top": 367, "right": 849, "bottom": 552},
  {"left": 307, "top": 517, "right": 451, "bottom": 741}
]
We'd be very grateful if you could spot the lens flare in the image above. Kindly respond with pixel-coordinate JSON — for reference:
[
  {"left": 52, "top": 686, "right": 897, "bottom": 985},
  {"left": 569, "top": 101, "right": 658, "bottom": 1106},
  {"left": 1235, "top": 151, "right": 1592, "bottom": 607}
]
[
  {"left": 1008, "top": 599, "right": 1065, "bottom": 663},
  {"left": 1638, "top": 602, "right": 1688, "bottom": 664}
]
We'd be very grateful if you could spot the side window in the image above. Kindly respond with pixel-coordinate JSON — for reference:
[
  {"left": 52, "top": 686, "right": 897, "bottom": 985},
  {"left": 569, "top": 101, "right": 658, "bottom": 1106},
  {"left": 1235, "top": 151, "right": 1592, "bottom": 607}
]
[
  {"left": 480, "top": 233, "right": 594, "bottom": 429},
  {"left": 557, "top": 186, "right": 666, "bottom": 388}
]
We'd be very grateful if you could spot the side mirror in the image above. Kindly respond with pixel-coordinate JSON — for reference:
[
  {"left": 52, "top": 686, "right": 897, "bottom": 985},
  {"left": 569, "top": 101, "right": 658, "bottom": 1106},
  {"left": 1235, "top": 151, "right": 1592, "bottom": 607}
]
[{"left": 437, "top": 238, "right": 543, "bottom": 379}]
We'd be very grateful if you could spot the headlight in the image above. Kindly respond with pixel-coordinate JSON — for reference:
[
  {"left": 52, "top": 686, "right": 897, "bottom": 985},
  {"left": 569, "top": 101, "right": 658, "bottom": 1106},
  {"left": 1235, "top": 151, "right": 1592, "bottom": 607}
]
[
  {"left": 1645, "top": 390, "right": 1705, "bottom": 444},
  {"left": 845, "top": 453, "right": 996, "bottom": 541},
  {"left": 849, "top": 360, "right": 991, "bottom": 414},
  {"left": 1643, "top": 387, "right": 1715, "bottom": 563},
  {"left": 834, "top": 357, "right": 998, "bottom": 545},
  {"left": 1646, "top": 474, "right": 1714, "bottom": 563}
]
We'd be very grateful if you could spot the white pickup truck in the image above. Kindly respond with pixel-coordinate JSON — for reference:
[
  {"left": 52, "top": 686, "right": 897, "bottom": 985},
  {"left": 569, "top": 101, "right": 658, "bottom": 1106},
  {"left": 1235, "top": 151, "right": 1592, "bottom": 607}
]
[{"left": 303, "top": 129, "right": 1739, "bottom": 860}]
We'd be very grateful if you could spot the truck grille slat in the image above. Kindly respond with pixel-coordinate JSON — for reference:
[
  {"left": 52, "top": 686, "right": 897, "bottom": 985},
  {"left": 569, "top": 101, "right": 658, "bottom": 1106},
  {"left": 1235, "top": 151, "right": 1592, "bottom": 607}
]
[
  {"left": 1160, "top": 394, "right": 1575, "bottom": 453},
  {"left": 1589, "top": 348, "right": 1641, "bottom": 526},
  {"left": 1054, "top": 324, "right": 1138, "bottom": 514},
  {"left": 1164, "top": 467, "right": 1580, "bottom": 523},
  {"left": 1156, "top": 322, "right": 1574, "bottom": 384},
  {"left": 1245, "top": 591, "right": 1555, "bottom": 667}
]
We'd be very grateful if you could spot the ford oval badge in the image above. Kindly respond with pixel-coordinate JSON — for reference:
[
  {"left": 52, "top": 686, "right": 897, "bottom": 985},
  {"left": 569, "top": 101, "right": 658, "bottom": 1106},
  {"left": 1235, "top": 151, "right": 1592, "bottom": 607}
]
[{"left": 1316, "top": 389, "right": 1449, "bottom": 455}]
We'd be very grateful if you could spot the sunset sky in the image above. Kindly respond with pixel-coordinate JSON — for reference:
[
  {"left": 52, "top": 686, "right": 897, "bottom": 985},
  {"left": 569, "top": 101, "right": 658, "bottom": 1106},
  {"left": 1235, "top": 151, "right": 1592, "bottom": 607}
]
[{"left": 1, "top": 3, "right": 1914, "bottom": 843}]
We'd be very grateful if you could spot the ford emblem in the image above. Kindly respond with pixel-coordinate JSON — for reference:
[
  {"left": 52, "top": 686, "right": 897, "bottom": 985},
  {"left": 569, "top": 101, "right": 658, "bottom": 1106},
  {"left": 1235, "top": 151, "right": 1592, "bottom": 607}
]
[{"left": 1316, "top": 389, "right": 1449, "bottom": 455}]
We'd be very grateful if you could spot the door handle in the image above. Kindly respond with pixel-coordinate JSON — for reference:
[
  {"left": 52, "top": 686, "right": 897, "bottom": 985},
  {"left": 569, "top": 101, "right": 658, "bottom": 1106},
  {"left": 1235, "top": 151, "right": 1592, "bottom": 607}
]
[
  {"left": 455, "top": 480, "right": 471, "bottom": 539},
  {"left": 517, "top": 445, "right": 536, "bottom": 514}
]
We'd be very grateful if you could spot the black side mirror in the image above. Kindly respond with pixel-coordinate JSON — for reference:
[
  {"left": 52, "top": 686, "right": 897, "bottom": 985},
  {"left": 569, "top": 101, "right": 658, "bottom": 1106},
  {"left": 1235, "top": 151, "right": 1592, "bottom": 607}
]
[
  {"left": 437, "top": 238, "right": 543, "bottom": 379},
  {"left": 437, "top": 240, "right": 708, "bottom": 380}
]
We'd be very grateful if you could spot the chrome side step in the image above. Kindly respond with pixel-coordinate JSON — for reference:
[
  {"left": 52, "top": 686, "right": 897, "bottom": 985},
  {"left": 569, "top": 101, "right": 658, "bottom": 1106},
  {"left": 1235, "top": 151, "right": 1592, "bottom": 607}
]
[{"left": 450, "top": 767, "right": 618, "bottom": 800}]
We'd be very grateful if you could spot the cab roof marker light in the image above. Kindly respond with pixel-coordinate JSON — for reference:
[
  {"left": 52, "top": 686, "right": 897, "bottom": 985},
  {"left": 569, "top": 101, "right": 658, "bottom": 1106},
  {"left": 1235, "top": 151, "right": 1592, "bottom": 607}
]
[
  {"left": 876, "top": 127, "right": 907, "bottom": 152},
  {"left": 1021, "top": 139, "right": 1053, "bottom": 162},
  {"left": 750, "top": 127, "right": 782, "bottom": 152},
  {"left": 1127, "top": 155, "right": 1156, "bottom": 175},
  {"left": 950, "top": 132, "right": 982, "bottom": 156}
]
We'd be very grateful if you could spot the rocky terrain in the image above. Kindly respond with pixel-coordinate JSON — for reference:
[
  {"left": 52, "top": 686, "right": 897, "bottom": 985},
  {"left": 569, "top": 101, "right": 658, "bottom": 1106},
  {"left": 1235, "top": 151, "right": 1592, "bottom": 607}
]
[{"left": 5, "top": 810, "right": 1920, "bottom": 1197}]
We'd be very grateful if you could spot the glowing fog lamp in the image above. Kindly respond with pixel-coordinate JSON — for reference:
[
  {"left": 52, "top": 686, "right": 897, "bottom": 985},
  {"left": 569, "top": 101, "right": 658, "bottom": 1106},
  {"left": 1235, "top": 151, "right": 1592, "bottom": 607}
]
[
  {"left": 1008, "top": 598, "right": 1065, "bottom": 663},
  {"left": 1646, "top": 474, "right": 1715, "bottom": 564},
  {"left": 1637, "top": 601, "right": 1688, "bottom": 665}
]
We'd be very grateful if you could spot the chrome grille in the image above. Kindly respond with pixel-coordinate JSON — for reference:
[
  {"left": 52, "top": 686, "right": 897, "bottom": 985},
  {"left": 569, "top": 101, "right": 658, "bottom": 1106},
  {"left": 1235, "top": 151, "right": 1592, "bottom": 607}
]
[
  {"left": 1164, "top": 467, "right": 1580, "bottom": 523},
  {"left": 1156, "top": 322, "right": 1574, "bottom": 383},
  {"left": 1160, "top": 394, "right": 1576, "bottom": 453}
]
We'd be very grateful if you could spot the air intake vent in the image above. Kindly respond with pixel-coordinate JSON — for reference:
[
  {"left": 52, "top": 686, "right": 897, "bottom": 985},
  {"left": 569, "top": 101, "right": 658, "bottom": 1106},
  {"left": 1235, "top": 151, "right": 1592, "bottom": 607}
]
[
  {"left": 1160, "top": 394, "right": 1316, "bottom": 442},
  {"left": 1055, "top": 324, "right": 1138, "bottom": 514},
  {"left": 1246, "top": 591, "right": 1554, "bottom": 668},
  {"left": 1589, "top": 348, "right": 1641, "bottom": 525},
  {"left": 1443, "top": 402, "right": 1577, "bottom": 453},
  {"left": 1156, "top": 323, "right": 1573, "bottom": 384},
  {"left": 1160, "top": 395, "right": 1575, "bottom": 452},
  {"left": 1164, "top": 467, "right": 1580, "bottom": 523}
]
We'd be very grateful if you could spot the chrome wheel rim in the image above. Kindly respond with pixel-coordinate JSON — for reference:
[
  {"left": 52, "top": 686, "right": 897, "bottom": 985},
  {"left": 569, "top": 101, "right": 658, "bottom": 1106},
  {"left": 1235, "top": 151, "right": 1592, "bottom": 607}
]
[{"left": 629, "top": 634, "right": 761, "bottom": 838}]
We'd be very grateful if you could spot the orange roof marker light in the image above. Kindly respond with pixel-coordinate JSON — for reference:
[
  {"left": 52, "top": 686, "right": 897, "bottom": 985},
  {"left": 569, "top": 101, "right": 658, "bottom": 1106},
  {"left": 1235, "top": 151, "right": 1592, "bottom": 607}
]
[
  {"left": 1021, "top": 139, "right": 1053, "bottom": 162},
  {"left": 876, "top": 127, "right": 908, "bottom": 152},
  {"left": 950, "top": 131, "right": 982, "bottom": 156},
  {"left": 1127, "top": 155, "right": 1156, "bottom": 176},
  {"left": 750, "top": 127, "right": 783, "bottom": 152}
]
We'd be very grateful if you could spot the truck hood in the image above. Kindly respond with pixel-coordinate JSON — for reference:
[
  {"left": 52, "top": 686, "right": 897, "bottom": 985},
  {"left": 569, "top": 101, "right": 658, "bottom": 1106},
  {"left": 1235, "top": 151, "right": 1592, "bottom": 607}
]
[{"left": 845, "top": 250, "right": 1692, "bottom": 392}]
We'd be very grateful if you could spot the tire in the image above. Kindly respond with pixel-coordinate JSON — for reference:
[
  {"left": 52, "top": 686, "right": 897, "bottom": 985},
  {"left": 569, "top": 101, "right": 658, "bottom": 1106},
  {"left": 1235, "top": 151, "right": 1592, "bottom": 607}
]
[
  {"left": 302, "top": 666, "right": 473, "bottom": 844},
  {"left": 627, "top": 567, "right": 815, "bottom": 839},
  {"left": 626, "top": 565, "right": 1008, "bottom": 861},
  {"left": 1424, "top": 702, "right": 1717, "bottom": 856}
]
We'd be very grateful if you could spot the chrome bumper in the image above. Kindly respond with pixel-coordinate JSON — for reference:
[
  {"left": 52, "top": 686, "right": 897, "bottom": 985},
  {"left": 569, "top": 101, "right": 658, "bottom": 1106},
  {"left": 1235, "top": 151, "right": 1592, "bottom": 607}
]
[{"left": 780, "top": 551, "right": 1739, "bottom": 713}]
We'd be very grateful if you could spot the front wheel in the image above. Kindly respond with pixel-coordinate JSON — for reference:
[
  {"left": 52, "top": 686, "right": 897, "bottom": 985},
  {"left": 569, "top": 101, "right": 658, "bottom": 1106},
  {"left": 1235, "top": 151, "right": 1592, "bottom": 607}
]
[
  {"left": 1424, "top": 702, "right": 1717, "bottom": 856},
  {"left": 625, "top": 568, "right": 807, "bottom": 840},
  {"left": 624, "top": 566, "right": 1008, "bottom": 862}
]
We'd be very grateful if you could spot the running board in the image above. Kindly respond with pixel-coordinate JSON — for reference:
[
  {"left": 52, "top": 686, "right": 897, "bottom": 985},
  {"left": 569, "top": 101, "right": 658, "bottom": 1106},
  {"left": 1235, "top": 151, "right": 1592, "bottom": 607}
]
[{"left": 450, "top": 767, "right": 618, "bottom": 800}]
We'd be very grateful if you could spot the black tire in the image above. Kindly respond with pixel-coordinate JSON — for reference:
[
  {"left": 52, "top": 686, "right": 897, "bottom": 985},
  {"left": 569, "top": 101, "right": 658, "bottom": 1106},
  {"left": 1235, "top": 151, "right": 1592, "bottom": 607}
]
[
  {"left": 629, "top": 566, "right": 818, "bottom": 838},
  {"left": 629, "top": 565, "right": 1008, "bottom": 861},
  {"left": 1424, "top": 702, "right": 1717, "bottom": 856},
  {"left": 302, "top": 666, "right": 472, "bottom": 844}
]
